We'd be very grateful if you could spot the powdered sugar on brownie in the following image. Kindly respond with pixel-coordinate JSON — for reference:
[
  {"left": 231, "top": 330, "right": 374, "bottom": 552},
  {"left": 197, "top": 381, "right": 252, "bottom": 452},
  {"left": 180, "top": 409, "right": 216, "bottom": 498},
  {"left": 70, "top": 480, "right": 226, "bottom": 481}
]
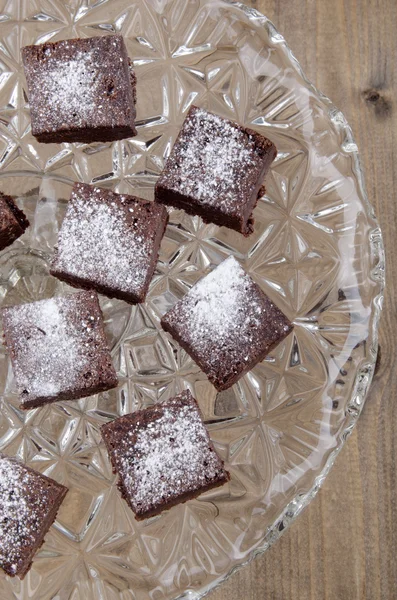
[
  {"left": 4, "top": 297, "right": 84, "bottom": 400},
  {"left": 106, "top": 392, "right": 228, "bottom": 515},
  {"left": 2, "top": 291, "right": 115, "bottom": 406},
  {"left": 52, "top": 184, "right": 153, "bottom": 296},
  {"left": 159, "top": 107, "right": 265, "bottom": 210},
  {"left": 170, "top": 257, "right": 265, "bottom": 348},
  {"left": 0, "top": 456, "right": 51, "bottom": 574},
  {"left": 30, "top": 49, "right": 99, "bottom": 130},
  {"left": 22, "top": 35, "right": 136, "bottom": 139},
  {"left": 161, "top": 257, "right": 293, "bottom": 390}
]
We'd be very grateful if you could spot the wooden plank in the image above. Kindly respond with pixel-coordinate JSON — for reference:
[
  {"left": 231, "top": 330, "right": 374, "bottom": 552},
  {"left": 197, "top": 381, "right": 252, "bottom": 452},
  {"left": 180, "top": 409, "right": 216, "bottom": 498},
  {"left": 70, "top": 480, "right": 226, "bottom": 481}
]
[{"left": 211, "top": 0, "right": 396, "bottom": 598}]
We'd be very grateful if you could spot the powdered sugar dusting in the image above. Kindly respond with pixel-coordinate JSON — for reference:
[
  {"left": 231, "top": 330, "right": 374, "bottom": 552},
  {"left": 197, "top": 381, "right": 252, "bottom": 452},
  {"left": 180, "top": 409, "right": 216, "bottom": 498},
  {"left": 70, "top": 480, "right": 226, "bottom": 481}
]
[
  {"left": 0, "top": 456, "right": 52, "bottom": 575},
  {"left": 162, "top": 257, "right": 292, "bottom": 389},
  {"left": 5, "top": 297, "right": 83, "bottom": 401},
  {"left": 39, "top": 50, "right": 98, "bottom": 127},
  {"left": 174, "top": 256, "right": 263, "bottom": 347},
  {"left": 23, "top": 35, "right": 136, "bottom": 139},
  {"left": 159, "top": 107, "right": 265, "bottom": 210},
  {"left": 110, "top": 392, "right": 227, "bottom": 515},
  {"left": 2, "top": 291, "right": 113, "bottom": 406},
  {"left": 53, "top": 185, "right": 152, "bottom": 296}
]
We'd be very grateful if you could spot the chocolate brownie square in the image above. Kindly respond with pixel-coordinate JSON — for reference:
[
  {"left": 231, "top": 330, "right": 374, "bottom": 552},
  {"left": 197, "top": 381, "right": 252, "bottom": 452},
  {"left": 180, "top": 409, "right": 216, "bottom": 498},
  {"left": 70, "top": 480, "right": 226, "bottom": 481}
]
[
  {"left": 22, "top": 35, "right": 137, "bottom": 144},
  {"left": 161, "top": 256, "right": 293, "bottom": 391},
  {"left": 50, "top": 183, "right": 168, "bottom": 304},
  {"left": 154, "top": 106, "right": 277, "bottom": 236},
  {"left": 101, "top": 390, "right": 230, "bottom": 520},
  {"left": 0, "top": 193, "right": 29, "bottom": 251},
  {"left": 0, "top": 453, "right": 68, "bottom": 578},
  {"left": 2, "top": 290, "right": 117, "bottom": 409}
]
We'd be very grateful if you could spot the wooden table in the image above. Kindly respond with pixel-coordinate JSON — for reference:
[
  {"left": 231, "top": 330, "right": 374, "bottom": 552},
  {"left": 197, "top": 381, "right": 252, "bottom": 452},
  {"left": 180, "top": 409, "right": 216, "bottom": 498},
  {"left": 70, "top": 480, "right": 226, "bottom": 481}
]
[{"left": 211, "top": 1, "right": 396, "bottom": 598}]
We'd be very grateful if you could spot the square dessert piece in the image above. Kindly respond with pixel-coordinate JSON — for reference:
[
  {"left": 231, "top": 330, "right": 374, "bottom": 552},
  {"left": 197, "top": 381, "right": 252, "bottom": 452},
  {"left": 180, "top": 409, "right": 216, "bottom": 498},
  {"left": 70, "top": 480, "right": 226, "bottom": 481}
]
[
  {"left": 154, "top": 106, "right": 277, "bottom": 236},
  {"left": 161, "top": 256, "right": 293, "bottom": 391},
  {"left": 0, "top": 453, "right": 68, "bottom": 578},
  {"left": 2, "top": 290, "right": 118, "bottom": 409},
  {"left": 0, "top": 192, "right": 29, "bottom": 251},
  {"left": 22, "top": 35, "right": 137, "bottom": 143},
  {"left": 50, "top": 182, "right": 168, "bottom": 304},
  {"left": 101, "top": 390, "right": 230, "bottom": 520}
]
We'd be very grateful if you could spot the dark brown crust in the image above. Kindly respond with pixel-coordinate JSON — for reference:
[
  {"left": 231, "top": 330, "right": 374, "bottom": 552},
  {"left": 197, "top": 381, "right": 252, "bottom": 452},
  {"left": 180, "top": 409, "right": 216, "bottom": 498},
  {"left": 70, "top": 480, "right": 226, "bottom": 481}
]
[
  {"left": 101, "top": 391, "right": 230, "bottom": 520},
  {"left": 0, "top": 453, "right": 68, "bottom": 579},
  {"left": 2, "top": 291, "right": 118, "bottom": 409},
  {"left": 34, "top": 124, "right": 136, "bottom": 144},
  {"left": 0, "top": 193, "right": 29, "bottom": 251},
  {"left": 156, "top": 179, "right": 265, "bottom": 237},
  {"left": 19, "top": 375, "right": 117, "bottom": 410},
  {"left": 50, "top": 183, "right": 169, "bottom": 304},
  {"left": 154, "top": 106, "right": 277, "bottom": 236},
  {"left": 154, "top": 186, "right": 242, "bottom": 231},
  {"left": 22, "top": 35, "right": 137, "bottom": 144}
]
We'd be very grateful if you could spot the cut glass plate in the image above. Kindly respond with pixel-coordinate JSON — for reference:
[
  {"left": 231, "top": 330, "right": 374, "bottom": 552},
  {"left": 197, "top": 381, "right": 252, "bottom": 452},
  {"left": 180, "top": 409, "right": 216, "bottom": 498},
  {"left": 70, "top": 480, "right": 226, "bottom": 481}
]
[{"left": 0, "top": 1, "right": 384, "bottom": 599}]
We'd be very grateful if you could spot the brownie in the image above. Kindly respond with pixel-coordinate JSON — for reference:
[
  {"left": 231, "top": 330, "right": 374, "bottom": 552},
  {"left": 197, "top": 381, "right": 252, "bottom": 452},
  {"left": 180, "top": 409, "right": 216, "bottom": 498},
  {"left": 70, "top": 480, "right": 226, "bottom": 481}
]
[
  {"left": 0, "top": 193, "right": 29, "bottom": 251},
  {"left": 50, "top": 182, "right": 169, "bottom": 304},
  {"left": 154, "top": 106, "right": 277, "bottom": 236},
  {"left": 2, "top": 290, "right": 118, "bottom": 409},
  {"left": 161, "top": 256, "right": 293, "bottom": 391},
  {"left": 22, "top": 35, "right": 137, "bottom": 144},
  {"left": 0, "top": 453, "right": 68, "bottom": 578},
  {"left": 101, "top": 390, "right": 230, "bottom": 520}
]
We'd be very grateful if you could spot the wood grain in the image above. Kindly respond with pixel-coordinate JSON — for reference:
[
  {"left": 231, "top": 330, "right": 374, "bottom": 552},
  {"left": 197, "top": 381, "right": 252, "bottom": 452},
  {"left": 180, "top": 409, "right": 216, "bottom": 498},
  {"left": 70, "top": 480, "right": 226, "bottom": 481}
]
[{"left": 211, "top": 1, "right": 396, "bottom": 599}]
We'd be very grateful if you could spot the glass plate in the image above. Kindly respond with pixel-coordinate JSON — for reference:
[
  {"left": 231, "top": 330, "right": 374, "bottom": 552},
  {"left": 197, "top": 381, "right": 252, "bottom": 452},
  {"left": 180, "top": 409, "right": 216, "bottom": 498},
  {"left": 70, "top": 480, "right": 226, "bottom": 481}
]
[{"left": 0, "top": 1, "right": 384, "bottom": 599}]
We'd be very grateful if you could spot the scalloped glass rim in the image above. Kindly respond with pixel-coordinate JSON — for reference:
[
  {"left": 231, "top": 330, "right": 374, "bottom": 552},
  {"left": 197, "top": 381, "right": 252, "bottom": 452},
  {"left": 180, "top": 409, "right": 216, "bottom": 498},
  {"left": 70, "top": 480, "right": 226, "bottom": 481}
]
[{"left": 183, "top": 2, "right": 386, "bottom": 598}]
